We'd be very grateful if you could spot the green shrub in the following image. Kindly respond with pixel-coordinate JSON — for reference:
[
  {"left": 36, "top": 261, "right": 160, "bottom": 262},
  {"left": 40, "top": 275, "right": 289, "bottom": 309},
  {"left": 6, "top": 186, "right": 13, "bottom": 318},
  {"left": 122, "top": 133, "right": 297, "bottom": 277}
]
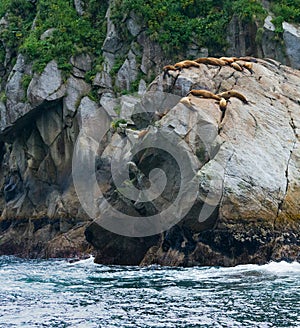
[
  {"left": 0, "top": 0, "right": 108, "bottom": 74},
  {"left": 111, "top": 0, "right": 266, "bottom": 56},
  {"left": 271, "top": 1, "right": 300, "bottom": 25}
]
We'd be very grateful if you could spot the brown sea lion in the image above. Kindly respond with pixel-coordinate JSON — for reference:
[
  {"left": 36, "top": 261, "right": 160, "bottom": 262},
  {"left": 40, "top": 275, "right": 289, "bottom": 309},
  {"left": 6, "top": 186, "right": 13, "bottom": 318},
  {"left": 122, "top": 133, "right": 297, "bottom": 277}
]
[
  {"left": 217, "top": 90, "right": 248, "bottom": 104},
  {"left": 243, "top": 62, "right": 254, "bottom": 74},
  {"left": 220, "top": 57, "right": 238, "bottom": 64},
  {"left": 219, "top": 97, "right": 227, "bottom": 111},
  {"left": 219, "top": 97, "right": 227, "bottom": 122},
  {"left": 230, "top": 62, "right": 243, "bottom": 72},
  {"left": 163, "top": 65, "right": 179, "bottom": 78},
  {"left": 138, "top": 129, "right": 149, "bottom": 139},
  {"left": 239, "top": 56, "right": 258, "bottom": 63},
  {"left": 194, "top": 57, "right": 227, "bottom": 66},
  {"left": 174, "top": 60, "right": 201, "bottom": 70},
  {"left": 188, "top": 89, "right": 221, "bottom": 101}
]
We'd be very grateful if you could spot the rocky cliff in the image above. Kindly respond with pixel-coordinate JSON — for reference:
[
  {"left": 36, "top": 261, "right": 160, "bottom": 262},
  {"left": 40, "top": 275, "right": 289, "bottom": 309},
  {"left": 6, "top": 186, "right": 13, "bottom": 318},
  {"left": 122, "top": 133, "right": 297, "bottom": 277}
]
[{"left": 0, "top": 0, "right": 299, "bottom": 265}]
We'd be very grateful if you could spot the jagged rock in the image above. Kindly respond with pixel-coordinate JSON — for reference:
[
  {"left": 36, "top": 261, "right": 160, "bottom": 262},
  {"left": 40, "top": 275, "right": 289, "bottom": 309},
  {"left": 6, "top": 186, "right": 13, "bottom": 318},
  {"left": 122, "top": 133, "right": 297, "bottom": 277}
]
[
  {"left": 77, "top": 96, "right": 111, "bottom": 140},
  {"left": 120, "top": 95, "right": 140, "bottom": 122},
  {"left": 226, "top": 14, "right": 258, "bottom": 56},
  {"left": 36, "top": 106, "right": 63, "bottom": 147},
  {"left": 4, "top": 54, "right": 32, "bottom": 125},
  {"left": 260, "top": 16, "right": 288, "bottom": 65},
  {"left": 27, "top": 60, "right": 66, "bottom": 106},
  {"left": 116, "top": 50, "right": 138, "bottom": 90},
  {"left": 283, "top": 22, "right": 300, "bottom": 69},
  {"left": 74, "top": 0, "right": 85, "bottom": 16},
  {"left": 87, "top": 58, "right": 300, "bottom": 266},
  {"left": 102, "top": 6, "right": 122, "bottom": 53},
  {"left": 100, "top": 92, "right": 118, "bottom": 118},
  {"left": 0, "top": 101, "right": 7, "bottom": 132},
  {"left": 137, "top": 31, "right": 164, "bottom": 75},
  {"left": 94, "top": 70, "right": 113, "bottom": 89},
  {"left": 70, "top": 53, "right": 92, "bottom": 78},
  {"left": 138, "top": 79, "right": 147, "bottom": 95},
  {"left": 126, "top": 15, "right": 142, "bottom": 37},
  {"left": 63, "top": 75, "right": 91, "bottom": 115}
]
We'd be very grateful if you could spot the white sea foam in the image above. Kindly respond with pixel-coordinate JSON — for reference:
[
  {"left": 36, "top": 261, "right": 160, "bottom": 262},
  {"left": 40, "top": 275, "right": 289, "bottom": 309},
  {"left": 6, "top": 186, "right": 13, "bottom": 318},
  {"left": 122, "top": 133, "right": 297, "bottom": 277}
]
[{"left": 67, "top": 255, "right": 95, "bottom": 266}]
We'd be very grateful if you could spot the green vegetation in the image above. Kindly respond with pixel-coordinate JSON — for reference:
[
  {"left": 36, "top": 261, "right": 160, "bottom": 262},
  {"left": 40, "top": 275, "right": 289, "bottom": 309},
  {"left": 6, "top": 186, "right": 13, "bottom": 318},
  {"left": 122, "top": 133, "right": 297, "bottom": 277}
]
[
  {"left": 111, "top": 118, "right": 127, "bottom": 129},
  {"left": 0, "top": 0, "right": 108, "bottom": 73},
  {"left": 0, "top": 0, "right": 36, "bottom": 55},
  {"left": 2, "top": 0, "right": 299, "bottom": 97},
  {"left": 270, "top": 0, "right": 300, "bottom": 33},
  {"left": 111, "top": 0, "right": 267, "bottom": 55},
  {"left": 21, "top": 73, "right": 32, "bottom": 92}
]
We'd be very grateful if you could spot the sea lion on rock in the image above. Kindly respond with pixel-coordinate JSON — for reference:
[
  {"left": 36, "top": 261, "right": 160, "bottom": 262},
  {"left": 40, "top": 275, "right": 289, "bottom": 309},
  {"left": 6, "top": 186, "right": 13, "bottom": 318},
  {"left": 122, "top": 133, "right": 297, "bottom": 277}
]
[
  {"left": 188, "top": 89, "right": 221, "bottom": 101},
  {"left": 174, "top": 60, "right": 201, "bottom": 70},
  {"left": 194, "top": 57, "right": 227, "bottom": 66},
  {"left": 138, "top": 129, "right": 149, "bottom": 139},
  {"left": 219, "top": 97, "right": 227, "bottom": 111},
  {"left": 217, "top": 90, "right": 248, "bottom": 104},
  {"left": 219, "top": 97, "right": 227, "bottom": 122},
  {"left": 239, "top": 56, "right": 258, "bottom": 63},
  {"left": 230, "top": 62, "right": 243, "bottom": 72},
  {"left": 163, "top": 65, "right": 179, "bottom": 78},
  {"left": 220, "top": 57, "right": 238, "bottom": 64},
  {"left": 243, "top": 62, "right": 254, "bottom": 74}
]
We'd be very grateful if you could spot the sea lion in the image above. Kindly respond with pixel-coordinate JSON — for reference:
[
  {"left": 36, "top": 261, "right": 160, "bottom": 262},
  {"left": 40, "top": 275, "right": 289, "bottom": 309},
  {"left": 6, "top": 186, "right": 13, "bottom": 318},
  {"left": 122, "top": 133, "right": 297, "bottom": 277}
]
[
  {"left": 239, "top": 56, "right": 258, "bottom": 63},
  {"left": 219, "top": 97, "right": 227, "bottom": 111},
  {"left": 243, "top": 62, "right": 254, "bottom": 74},
  {"left": 174, "top": 60, "right": 201, "bottom": 70},
  {"left": 163, "top": 65, "right": 179, "bottom": 78},
  {"left": 194, "top": 57, "right": 227, "bottom": 66},
  {"left": 217, "top": 90, "right": 248, "bottom": 104},
  {"left": 188, "top": 89, "right": 221, "bottom": 100},
  {"left": 220, "top": 57, "right": 238, "bottom": 64},
  {"left": 230, "top": 62, "right": 243, "bottom": 72},
  {"left": 219, "top": 97, "right": 228, "bottom": 122},
  {"left": 138, "top": 129, "right": 149, "bottom": 139}
]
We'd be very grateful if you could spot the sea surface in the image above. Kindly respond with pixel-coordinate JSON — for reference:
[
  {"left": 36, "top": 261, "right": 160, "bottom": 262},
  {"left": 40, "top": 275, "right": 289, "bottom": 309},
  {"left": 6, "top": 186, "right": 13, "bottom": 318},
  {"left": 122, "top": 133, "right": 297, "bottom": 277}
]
[{"left": 0, "top": 256, "right": 299, "bottom": 328}]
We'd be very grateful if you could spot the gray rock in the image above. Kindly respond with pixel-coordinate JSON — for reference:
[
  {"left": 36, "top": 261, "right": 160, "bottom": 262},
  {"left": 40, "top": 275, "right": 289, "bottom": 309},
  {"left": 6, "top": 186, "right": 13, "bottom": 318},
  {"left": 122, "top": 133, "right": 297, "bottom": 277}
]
[
  {"left": 93, "top": 71, "right": 113, "bottom": 89},
  {"left": 264, "top": 15, "right": 275, "bottom": 31},
  {"left": 36, "top": 106, "right": 63, "bottom": 147},
  {"left": 283, "top": 22, "right": 300, "bottom": 69},
  {"left": 120, "top": 95, "right": 140, "bottom": 122},
  {"left": 138, "top": 79, "right": 147, "bottom": 95},
  {"left": 116, "top": 50, "right": 138, "bottom": 90},
  {"left": 126, "top": 16, "right": 142, "bottom": 37},
  {"left": 74, "top": 0, "right": 85, "bottom": 15},
  {"left": 63, "top": 75, "right": 91, "bottom": 115},
  {"left": 0, "top": 101, "right": 7, "bottom": 132},
  {"left": 27, "top": 60, "right": 66, "bottom": 106},
  {"left": 102, "top": 6, "right": 122, "bottom": 53},
  {"left": 100, "top": 93, "right": 119, "bottom": 118},
  {"left": 70, "top": 53, "right": 92, "bottom": 78},
  {"left": 40, "top": 28, "right": 56, "bottom": 40},
  {"left": 77, "top": 96, "right": 111, "bottom": 140},
  {"left": 226, "top": 14, "right": 257, "bottom": 56},
  {"left": 138, "top": 31, "right": 164, "bottom": 75}
]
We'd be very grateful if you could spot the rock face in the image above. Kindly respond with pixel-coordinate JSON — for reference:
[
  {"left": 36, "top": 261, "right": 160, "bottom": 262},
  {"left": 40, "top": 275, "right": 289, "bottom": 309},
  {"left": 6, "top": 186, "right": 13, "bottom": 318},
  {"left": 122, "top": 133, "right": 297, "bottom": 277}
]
[
  {"left": 85, "top": 58, "right": 300, "bottom": 266},
  {"left": 0, "top": 58, "right": 94, "bottom": 258}
]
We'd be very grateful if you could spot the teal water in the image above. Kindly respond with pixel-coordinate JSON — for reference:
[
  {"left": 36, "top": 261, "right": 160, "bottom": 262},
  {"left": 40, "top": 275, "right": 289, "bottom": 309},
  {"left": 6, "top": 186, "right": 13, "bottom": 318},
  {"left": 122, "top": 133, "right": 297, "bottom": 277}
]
[{"left": 0, "top": 256, "right": 299, "bottom": 328}]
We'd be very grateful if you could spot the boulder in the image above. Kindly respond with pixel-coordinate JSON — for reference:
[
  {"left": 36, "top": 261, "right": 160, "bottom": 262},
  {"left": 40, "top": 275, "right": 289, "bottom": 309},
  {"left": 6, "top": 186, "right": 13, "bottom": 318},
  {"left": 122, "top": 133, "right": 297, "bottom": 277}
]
[
  {"left": 27, "top": 60, "right": 66, "bottom": 106},
  {"left": 283, "top": 22, "right": 300, "bottom": 69}
]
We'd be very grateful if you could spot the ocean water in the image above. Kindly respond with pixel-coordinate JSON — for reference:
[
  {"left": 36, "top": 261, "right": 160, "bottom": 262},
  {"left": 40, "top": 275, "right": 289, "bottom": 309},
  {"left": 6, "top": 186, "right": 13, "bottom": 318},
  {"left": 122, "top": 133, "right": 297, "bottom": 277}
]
[{"left": 0, "top": 256, "right": 299, "bottom": 328}]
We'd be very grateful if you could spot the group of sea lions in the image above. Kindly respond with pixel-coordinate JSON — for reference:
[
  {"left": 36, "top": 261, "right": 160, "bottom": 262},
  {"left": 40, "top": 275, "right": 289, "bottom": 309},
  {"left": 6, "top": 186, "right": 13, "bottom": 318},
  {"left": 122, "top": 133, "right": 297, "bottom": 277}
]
[
  {"left": 162, "top": 56, "right": 255, "bottom": 123},
  {"left": 163, "top": 56, "right": 256, "bottom": 78},
  {"left": 187, "top": 89, "right": 249, "bottom": 122}
]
